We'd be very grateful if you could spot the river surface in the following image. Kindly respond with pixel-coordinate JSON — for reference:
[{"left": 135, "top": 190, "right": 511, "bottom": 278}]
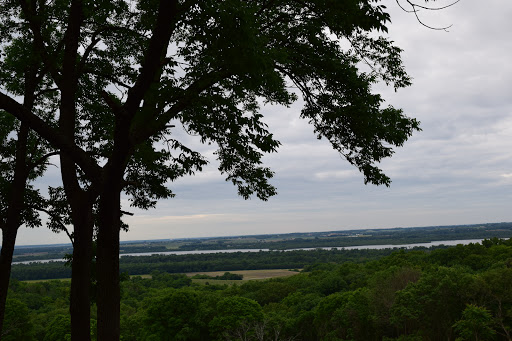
[{"left": 13, "top": 238, "right": 484, "bottom": 264}]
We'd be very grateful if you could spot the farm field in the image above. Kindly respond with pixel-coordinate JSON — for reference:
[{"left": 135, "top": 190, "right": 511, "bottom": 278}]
[
  {"left": 187, "top": 269, "right": 300, "bottom": 285},
  {"left": 21, "top": 269, "right": 300, "bottom": 284}
]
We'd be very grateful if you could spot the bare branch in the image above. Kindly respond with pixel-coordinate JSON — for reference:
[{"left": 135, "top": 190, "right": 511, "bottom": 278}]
[
  {"left": 396, "top": 0, "right": 461, "bottom": 31},
  {"left": 407, "top": 0, "right": 462, "bottom": 11},
  {"left": 28, "top": 151, "right": 60, "bottom": 171}
]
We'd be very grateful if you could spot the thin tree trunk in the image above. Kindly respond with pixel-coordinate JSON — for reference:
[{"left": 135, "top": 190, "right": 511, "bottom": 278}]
[
  {"left": 0, "top": 123, "right": 29, "bottom": 336},
  {"left": 0, "top": 227, "right": 19, "bottom": 335}
]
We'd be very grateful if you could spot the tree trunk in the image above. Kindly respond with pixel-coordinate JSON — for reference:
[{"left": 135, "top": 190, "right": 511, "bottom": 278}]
[
  {"left": 58, "top": 0, "right": 91, "bottom": 335},
  {"left": 96, "top": 185, "right": 122, "bottom": 340},
  {"left": 0, "top": 227, "right": 19, "bottom": 335},
  {"left": 69, "top": 204, "right": 94, "bottom": 341},
  {"left": 60, "top": 151, "right": 94, "bottom": 341},
  {"left": 0, "top": 123, "right": 29, "bottom": 336}
]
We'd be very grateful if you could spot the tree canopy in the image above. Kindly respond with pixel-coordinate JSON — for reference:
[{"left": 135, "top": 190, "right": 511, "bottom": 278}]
[{"left": 0, "top": 0, "right": 421, "bottom": 339}]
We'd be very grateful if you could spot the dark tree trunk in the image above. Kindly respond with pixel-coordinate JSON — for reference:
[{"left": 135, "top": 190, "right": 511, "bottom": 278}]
[
  {"left": 0, "top": 226, "right": 19, "bottom": 336},
  {"left": 0, "top": 123, "right": 29, "bottom": 336},
  {"left": 96, "top": 185, "right": 122, "bottom": 340},
  {"left": 69, "top": 202, "right": 94, "bottom": 341},
  {"left": 58, "top": 1, "right": 91, "bottom": 338},
  {"left": 94, "top": 91, "right": 133, "bottom": 340},
  {"left": 60, "top": 152, "right": 94, "bottom": 341}
]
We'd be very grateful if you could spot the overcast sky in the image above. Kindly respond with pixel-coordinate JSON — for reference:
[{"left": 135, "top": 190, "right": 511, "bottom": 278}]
[{"left": 15, "top": 0, "right": 512, "bottom": 245}]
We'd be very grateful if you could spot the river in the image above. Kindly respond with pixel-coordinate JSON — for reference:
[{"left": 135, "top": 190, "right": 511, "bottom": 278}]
[{"left": 12, "top": 238, "right": 484, "bottom": 264}]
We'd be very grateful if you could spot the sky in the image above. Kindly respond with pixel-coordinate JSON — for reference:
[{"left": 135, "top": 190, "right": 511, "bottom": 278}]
[{"left": 14, "top": 0, "right": 512, "bottom": 245}]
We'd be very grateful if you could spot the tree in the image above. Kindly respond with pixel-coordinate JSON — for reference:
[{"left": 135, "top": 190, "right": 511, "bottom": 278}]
[
  {"left": 479, "top": 268, "right": 512, "bottom": 340},
  {"left": 141, "top": 289, "right": 201, "bottom": 341},
  {"left": 209, "top": 296, "right": 264, "bottom": 341},
  {"left": 1, "top": 298, "right": 34, "bottom": 341},
  {"left": 0, "top": 6, "right": 58, "bottom": 333},
  {"left": 43, "top": 314, "right": 72, "bottom": 341},
  {"left": 453, "top": 305, "right": 496, "bottom": 341},
  {"left": 0, "top": 1, "right": 420, "bottom": 339}
]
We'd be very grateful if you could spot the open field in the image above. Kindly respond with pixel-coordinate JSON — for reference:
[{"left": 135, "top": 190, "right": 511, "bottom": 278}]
[
  {"left": 187, "top": 269, "right": 300, "bottom": 285},
  {"left": 22, "top": 269, "right": 300, "bottom": 284},
  {"left": 187, "top": 268, "right": 300, "bottom": 280},
  {"left": 23, "top": 278, "right": 71, "bottom": 283}
]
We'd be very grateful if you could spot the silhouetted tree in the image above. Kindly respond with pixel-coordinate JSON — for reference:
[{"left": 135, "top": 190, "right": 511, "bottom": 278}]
[{"left": 0, "top": 1, "right": 422, "bottom": 339}]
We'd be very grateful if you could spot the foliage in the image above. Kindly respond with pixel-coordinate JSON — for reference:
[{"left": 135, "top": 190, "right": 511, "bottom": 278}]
[
  {"left": 5, "top": 240, "right": 512, "bottom": 340},
  {"left": 43, "top": 314, "right": 71, "bottom": 341},
  {"left": 453, "top": 305, "right": 496, "bottom": 341},
  {"left": 2, "top": 298, "right": 34, "bottom": 341},
  {"left": 141, "top": 289, "right": 202, "bottom": 341},
  {"left": 209, "top": 296, "right": 264, "bottom": 341}
]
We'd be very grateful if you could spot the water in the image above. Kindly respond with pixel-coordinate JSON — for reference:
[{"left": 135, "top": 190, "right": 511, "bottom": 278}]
[{"left": 12, "top": 238, "right": 484, "bottom": 264}]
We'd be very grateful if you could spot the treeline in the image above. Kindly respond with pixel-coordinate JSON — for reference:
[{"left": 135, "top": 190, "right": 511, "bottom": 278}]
[
  {"left": 11, "top": 242, "right": 170, "bottom": 263},
  {"left": 11, "top": 237, "right": 512, "bottom": 282},
  {"left": 178, "top": 222, "right": 512, "bottom": 250},
  {"left": 11, "top": 248, "right": 414, "bottom": 281},
  {"left": 4, "top": 238, "right": 512, "bottom": 340},
  {"left": 10, "top": 223, "right": 512, "bottom": 262}
]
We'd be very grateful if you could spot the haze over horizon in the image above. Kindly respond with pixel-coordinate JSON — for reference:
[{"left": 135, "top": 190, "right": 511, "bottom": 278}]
[{"left": 11, "top": 0, "right": 512, "bottom": 246}]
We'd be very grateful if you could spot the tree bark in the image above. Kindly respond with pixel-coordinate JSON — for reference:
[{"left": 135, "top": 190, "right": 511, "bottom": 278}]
[
  {"left": 96, "top": 185, "right": 122, "bottom": 340},
  {"left": 68, "top": 198, "right": 94, "bottom": 341},
  {"left": 59, "top": 112, "right": 95, "bottom": 341},
  {"left": 57, "top": 1, "right": 94, "bottom": 338},
  {"left": 0, "top": 225, "right": 19, "bottom": 336},
  {"left": 0, "top": 123, "right": 29, "bottom": 336}
]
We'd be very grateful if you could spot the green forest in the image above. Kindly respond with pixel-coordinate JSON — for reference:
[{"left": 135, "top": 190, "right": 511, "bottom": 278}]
[
  {"left": 4, "top": 238, "right": 512, "bottom": 340},
  {"left": 10, "top": 247, "right": 406, "bottom": 281}
]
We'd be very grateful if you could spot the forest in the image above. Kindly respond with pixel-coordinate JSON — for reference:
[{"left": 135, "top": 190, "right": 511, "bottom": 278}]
[
  {"left": 4, "top": 238, "right": 512, "bottom": 340},
  {"left": 11, "top": 247, "right": 405, "bottom": 281}
]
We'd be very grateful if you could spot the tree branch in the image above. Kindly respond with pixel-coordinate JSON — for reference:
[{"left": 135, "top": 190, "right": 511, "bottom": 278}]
[
  {"left": 0, "top": 92, "right": 103, "bottom": 184},
  {"left": 396, "top": 0, "right": 461, "bottom": 31},
  {"left": 133, "top": 69, "right": 231, "bottom": 145},
  {"left": 30, "top": 205, "right": 74, "bottom": 246},
  {"left": 28, "top": 151, "right": 60, "bottom": 171},
  {"left": 17, "top": 0, "right": 63, "bottom": 87},
  {"left": 123, "top": 0, "right": 180, "bottom": 118}
]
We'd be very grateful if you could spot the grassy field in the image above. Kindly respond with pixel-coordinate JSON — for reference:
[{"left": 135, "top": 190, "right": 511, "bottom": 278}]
[
  {"left": 23, "top": 278, "right": 71, "bottom": 283},
  {"left": 187, "top": 269, "right": 300, "bottom": 285},
  {"left": 22, "top": 269, "right": 300, "bottom": 284}
]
